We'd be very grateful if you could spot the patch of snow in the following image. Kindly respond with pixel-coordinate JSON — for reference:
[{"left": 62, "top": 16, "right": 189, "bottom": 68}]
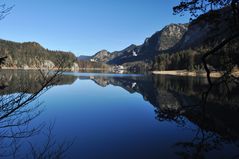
[
  {"left": 132, "top": 51, "right": 137, "bottom": 57},
  {"left": 132, "top": 82, "right": 137, "bottom": 88}
]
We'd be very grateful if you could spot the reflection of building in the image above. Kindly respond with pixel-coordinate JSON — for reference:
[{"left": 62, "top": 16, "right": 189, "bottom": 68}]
[
  {"left": 132, "top": 82, "right": 137, "bottom": 88},
  {"left": 112, "top": 65, "right": 125, "bottom": 74}
]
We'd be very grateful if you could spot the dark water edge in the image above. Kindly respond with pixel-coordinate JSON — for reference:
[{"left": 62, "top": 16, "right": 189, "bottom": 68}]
[{"left": 0, "top": 69, "right": 238, "bottom": 159}]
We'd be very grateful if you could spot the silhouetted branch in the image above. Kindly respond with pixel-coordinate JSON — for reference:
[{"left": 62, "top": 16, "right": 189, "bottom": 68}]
[
  {"left": 28, "top": 122, "right": 74, "bottom": 159},
  {"left": 0, "top": 3, "right": 14, "bottom": 20}
]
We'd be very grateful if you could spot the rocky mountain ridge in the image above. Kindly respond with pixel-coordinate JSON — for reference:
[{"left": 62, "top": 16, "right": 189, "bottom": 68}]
[{"left": 90, "top": 23, "right": 188, "bottom": 65}]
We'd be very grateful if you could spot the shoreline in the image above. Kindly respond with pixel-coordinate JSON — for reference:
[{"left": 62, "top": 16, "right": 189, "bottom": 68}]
[
  {"left": 152, "top": 70, "right": 239, "bottom": 78},
  {"left": 0, "top": 67, "right": 77, "bottom": 72},
  {"left": 0, "top": 67, "right": 110, "bottom": 71},
  {"left": 1, "top": 67, "right": 239, "bottom": 78}
]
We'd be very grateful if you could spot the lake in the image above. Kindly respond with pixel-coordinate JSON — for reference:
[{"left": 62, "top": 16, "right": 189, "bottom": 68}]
[{"left": 0, "top": 70, "right": 239, "bottom": 159}]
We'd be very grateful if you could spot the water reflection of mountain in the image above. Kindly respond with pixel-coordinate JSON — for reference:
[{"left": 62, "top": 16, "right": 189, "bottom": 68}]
[
  {"left": 0, "top": 70, "right": 78, "bottom": 95},
  {"left": 86, "top": 75, "right": 239, "bottom": 140}
]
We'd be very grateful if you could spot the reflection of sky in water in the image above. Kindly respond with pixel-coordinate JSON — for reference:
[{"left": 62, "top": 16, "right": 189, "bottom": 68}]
[{"left": 32, "top": 79, "right": 191, "bottom": 159}]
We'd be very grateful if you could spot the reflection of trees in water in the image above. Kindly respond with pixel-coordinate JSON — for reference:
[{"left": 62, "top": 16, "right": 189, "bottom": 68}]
[
  {"left": 174, "top": 128, "right": 223, "bottom": 159},
  {"left": 0, "top": 70, "right": 75, "bottom": 158},
  {"left": 174, "top": 117, "right": 239, "bottom": 159},
  {"left": 153, "top": 75, "right": 239, "bottom": 159},
  {"left": 0, "top": 70, "right": 77, "bottom": 95},
  {"left": 172, "top": 98, "right": 239, "bottom": 159},
  {"left": 88, "top": 74, "right": 239, "bottom": 159}
]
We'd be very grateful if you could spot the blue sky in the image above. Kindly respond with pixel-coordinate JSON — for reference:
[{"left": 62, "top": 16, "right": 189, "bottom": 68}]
[{"left": 0, "top": 0, "right": 190, "bottom": 56}]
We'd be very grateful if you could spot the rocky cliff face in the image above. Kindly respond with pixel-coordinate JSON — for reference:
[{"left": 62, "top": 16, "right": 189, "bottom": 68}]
[
  {"left": 171, "top": 7, "right": 234, "bottom": 51},
  {"left": 140, "top": 23, "right": 188, "bottom": 54}
]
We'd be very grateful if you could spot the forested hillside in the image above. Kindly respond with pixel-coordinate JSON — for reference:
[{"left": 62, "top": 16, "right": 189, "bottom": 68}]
[{"left": 0, "top": 39, "right": 79, "bottom": 70}]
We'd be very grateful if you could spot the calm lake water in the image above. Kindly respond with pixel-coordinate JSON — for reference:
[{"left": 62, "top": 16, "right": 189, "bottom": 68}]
[{"left": 0, "top": 70, "right": 239, "bottom": 159}]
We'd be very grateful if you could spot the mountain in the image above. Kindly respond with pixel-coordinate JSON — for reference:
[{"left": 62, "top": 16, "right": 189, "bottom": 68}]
[
  {"left": 107, "top": 44, "right": 141, "bottom": 65},
  {"left": 93, "top": 23, "right": 188, "bottom": 66},
  {"left": 77, "top": 55, "right": 91, "bottom": 61},
  {"left": 0, "top": 39, "right": 79, "bottom": 71},
  {"left": 91, "top": 50, "right": 112, "bottom": 63},
  {"left": 90, "top": 7, "right": 238, "bottom": 72}
]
